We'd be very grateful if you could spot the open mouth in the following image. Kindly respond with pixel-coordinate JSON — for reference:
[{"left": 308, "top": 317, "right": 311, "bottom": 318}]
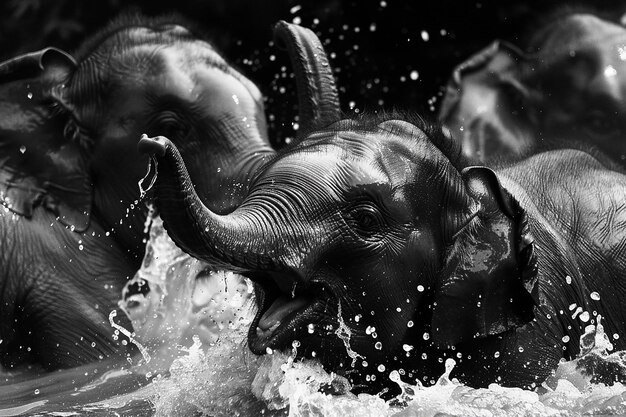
[{"left": 245, "top": 270, "right": 330, "bottom": 354}]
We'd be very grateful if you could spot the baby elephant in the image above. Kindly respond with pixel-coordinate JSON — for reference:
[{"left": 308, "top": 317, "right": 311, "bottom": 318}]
[{"left": 139, "top": 114, "right": 626, "bottom": 393}]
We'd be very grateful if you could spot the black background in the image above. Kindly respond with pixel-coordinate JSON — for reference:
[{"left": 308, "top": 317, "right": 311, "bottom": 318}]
[{"left": 1, "top": 0, "right": 624, "bottom": 147}]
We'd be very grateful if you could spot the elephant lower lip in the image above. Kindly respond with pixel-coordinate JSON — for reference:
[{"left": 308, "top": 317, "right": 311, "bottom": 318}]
[
  {"left": 258, "top": 295, "right": 312, "bottom": 331},
  {"left": 249, "top": 296, "right": 327, "bottom": 354}
]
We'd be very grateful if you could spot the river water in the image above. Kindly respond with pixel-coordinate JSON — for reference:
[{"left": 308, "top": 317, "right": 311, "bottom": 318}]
[{"left": 2, "top": 215, "right": 626, "bottom": 417}]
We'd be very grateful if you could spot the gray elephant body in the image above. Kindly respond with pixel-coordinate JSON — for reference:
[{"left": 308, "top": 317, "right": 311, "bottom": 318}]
[
  {"left": 0, "top": 15, "right": 274, "bottom": 369},
  {"left": 140, "top": 111, "right": 626, "bottom": 391}
]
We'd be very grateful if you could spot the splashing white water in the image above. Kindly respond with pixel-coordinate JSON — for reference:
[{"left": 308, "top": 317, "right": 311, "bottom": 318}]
[
  {"left": 108, "top": 309, "right": 151, "bottom": 365},
  {"left": 335, "top": 301, "right": 364, "bottom": 367},
  {"left": 118, "top": 214, "right": 253, "bottom": 365}
]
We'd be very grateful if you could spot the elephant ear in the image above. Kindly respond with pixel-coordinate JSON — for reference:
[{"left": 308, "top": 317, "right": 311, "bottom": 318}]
[
  {"left": 439, "top": 41, "right": 535, "bottom": 161},
  {"left": 0, "top": 48, "right": 91, "bottom": 232},
  {"left": 431, "top": 166, "right": 538, "bottom": 348},
  {"left": 0, "top": 47, "right": 76, "bottom": 83}
]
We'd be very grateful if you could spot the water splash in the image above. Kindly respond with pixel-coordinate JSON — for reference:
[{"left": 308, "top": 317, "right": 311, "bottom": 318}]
[
  {"left": 108, "top": 310, "right": 151, "bottom": 365},
  {"left": 334, "top": 301, "right": 365, "bottom": 367},
  {"left": 119, "top": 214, "right": 253, "bottom": 361}
]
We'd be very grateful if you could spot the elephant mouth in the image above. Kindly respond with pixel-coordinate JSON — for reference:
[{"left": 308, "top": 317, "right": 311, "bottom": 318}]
[{"left": 246, "top": 271, "right": 331, "bottom": 354}]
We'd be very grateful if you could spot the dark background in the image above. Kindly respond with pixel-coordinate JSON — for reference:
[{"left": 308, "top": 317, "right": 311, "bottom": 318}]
[{"left": 1, "top": 0, "right": 625, "bottom": 146}]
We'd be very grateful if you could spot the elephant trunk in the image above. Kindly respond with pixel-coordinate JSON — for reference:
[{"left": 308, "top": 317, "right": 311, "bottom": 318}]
[
  {"left": 274, "top": 20, "right": 340, "bottom": 132},
  {"left": 138, "top": 135, "right": 279, "bottom": 272}
]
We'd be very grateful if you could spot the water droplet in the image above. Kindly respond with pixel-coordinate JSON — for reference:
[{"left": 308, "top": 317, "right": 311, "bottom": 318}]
[
  {"left": 34, "top": 389, "right": 40, "bottom": 395},
  {"left": 396, "top": 307, "right": 402, "bottom": 312},
  {"left": 266, "top": 347, "right": 273, "bottom": 354},
  {"left": 590, "top": 292, "right": 601, "bottom": 301},
  {"left": 614, "top": 333, "right": 620, "bottom": 340},
  {"left": 562, "top": 335, "right": 570, "bottom": 343},
  {"left": 374, "top": 341, "right": 382, "bottom": 350},
  {"left": 518, "top": 346, "right": 524, "bottom": 353},
  {"left": 604, "top": 65, "right": 617, "bottom": 78},
  {"left": 580, "top": 311, "right": 590, "bottom": 322},
  {"left": 420, "top": 30, "right": 429, "bottom": 41},
  {"left": 407, "top": 320, "right": 414, "bottom": 328},
  {"left": 494, "top": 351, "right": 500, "bottom": 358},
  {"left": 410, "top": 70, "right": 419, "bottom": 80},
  {"left": 421, "top": 352, "right": 427, "bottom": 360},
  {"left": 78, "top": 245, "right": 84, "bottom": 251},
  {"left": 566, "top": 275, "right": 572, "bottom": 284},
  {"left": 377, "top": 364, "right": 385, "bottom": 372},
  {"left": 423, "top": 332, "right": 430, "bottom": 340}
]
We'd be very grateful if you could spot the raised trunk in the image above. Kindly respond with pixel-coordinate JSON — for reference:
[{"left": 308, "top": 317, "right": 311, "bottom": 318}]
[
  {"left": 138, "top": 135, "right": 279, "bottom": 272},
  {"left": 274, "top": 20, "right": 341, "bottom": 133}
]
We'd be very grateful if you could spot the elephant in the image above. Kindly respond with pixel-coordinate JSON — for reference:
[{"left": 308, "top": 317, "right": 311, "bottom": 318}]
[
  {"left": 140, "top": 112, "right": 626, "bottom": 392},
  {"left": 439, "top": 12, "right": 626, "bottom": 164},
  {"left": 0, "top": 15, "right": 326, "bottom": 370}
]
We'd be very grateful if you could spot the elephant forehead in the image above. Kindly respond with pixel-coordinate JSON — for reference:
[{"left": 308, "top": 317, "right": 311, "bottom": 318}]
[{"left": 291, "top": 129, "right": 435, "bottom": 190}]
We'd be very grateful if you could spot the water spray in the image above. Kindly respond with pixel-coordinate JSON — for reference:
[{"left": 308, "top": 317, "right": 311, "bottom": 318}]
[{"left": 109, "top": 309, "right": 151, "bottom": 364}]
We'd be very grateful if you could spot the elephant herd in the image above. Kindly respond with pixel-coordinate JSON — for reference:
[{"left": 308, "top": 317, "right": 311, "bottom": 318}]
[{"left": 2, "top": 11, "right": 626, "bottom": 396}]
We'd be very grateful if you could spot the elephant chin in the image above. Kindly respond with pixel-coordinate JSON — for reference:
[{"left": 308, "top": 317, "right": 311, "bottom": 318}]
[{"left": 245, "top": 270, "right": 333, "bottom": 355}]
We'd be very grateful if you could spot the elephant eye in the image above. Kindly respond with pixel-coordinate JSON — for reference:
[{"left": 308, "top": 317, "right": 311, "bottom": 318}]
[{"left": 349, "top": 202, "right": 385, "bottom": 237}]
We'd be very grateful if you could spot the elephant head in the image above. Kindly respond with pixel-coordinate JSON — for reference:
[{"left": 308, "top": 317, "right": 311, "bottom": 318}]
[
  {"left": 138, "top": 112, "right": 551, "bottom": 391},
  {"left": 0, "top": 16, "right": 276, "bottom": 260},
  {"left": 439, "top": 13, "right": 626, "bottom": 163}
]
